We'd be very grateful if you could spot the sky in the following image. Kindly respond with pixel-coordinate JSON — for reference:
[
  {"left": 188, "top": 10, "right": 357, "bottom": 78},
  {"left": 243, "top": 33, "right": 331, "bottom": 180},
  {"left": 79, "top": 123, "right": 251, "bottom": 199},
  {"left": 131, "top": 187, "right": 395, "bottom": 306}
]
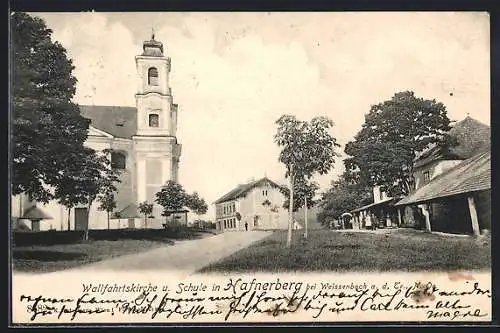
[{"left": 31, "top": 12, "right": 490, "bottom": 219}]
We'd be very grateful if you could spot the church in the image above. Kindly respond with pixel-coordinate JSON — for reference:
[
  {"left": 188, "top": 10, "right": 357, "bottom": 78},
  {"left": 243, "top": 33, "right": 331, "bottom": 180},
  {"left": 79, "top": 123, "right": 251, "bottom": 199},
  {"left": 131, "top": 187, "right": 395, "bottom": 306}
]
[{"left": 11, "top": 34, "right": 182, "bottom": 231}]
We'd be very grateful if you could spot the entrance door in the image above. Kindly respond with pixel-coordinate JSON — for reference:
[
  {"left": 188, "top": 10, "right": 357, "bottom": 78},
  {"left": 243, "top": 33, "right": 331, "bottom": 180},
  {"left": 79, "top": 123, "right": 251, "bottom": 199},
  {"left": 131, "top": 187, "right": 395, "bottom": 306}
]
[
  {"left": 128, "top": 218, "right": 135, "bottom": 228},
  {"left": 74, "top": 208, "right": 88, "bottom": 231}
]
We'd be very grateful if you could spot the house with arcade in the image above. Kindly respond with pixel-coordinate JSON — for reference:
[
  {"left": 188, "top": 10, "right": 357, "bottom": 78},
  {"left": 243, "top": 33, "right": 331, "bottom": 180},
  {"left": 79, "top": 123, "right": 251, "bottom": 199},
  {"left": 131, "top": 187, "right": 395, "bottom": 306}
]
[{"left": 349, "top": 116, "right": 491, "bottom": 235}]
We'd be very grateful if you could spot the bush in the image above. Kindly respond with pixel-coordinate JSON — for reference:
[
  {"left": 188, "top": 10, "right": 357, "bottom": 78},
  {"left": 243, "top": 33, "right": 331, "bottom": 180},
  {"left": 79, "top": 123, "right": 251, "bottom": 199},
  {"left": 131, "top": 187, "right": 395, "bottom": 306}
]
[{"left": 12, "top": 226, "right": 202, "bottom": 247}]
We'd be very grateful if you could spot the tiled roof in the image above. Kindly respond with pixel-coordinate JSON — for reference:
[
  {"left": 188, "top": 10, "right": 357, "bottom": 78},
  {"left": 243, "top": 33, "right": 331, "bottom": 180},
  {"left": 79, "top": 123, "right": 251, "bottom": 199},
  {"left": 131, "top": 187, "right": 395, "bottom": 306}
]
[
  {"left": 396, "top": 150, "right": 491, "bottom": 206},
  {"left": 113, "top": 203, "right": 141, "bottom": 219},
  {"left": 351, "top": 197, "right": 396, "bottom": 213},
  {"left": 413, "top": 116, "right": 490, "bottom": 168},
  {"left": 22, "top": 206, "right": 53, "bottom": 220},
  {"left": 214, "top": 177, "right": 282, "bottom": 204},
  {"left": 79, "top": 105, "right": 137, "bottom": 139}
]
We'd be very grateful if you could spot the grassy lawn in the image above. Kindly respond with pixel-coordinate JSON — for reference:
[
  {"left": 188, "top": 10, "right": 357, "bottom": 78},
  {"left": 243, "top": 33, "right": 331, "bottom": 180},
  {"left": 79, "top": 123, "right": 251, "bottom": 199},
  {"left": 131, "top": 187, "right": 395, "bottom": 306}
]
[
  {"left": 13, "top": 229, "right": 217, "bottom": 274},
  {"left": 198, "top": 228, "right": 491, "bottom": 273}
]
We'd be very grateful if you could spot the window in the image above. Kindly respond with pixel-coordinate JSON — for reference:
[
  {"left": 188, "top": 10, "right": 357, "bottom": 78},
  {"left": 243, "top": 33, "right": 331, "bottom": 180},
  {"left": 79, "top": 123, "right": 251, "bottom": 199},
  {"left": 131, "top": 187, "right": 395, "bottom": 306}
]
[
  {"left": 149, "top": 114, "right": 159, "bottom": 127},
  {"left": 423, "top": 171, "right": 430, "bottom": 183},
  {"left": 111, "top": 151, "right": 126, "bottom": 170},
  {"left": 148, "top": 67, "right": 159, "bottom": 86},
  {"left": 262, "top": 190, "right": 268, "bottom": 196}
]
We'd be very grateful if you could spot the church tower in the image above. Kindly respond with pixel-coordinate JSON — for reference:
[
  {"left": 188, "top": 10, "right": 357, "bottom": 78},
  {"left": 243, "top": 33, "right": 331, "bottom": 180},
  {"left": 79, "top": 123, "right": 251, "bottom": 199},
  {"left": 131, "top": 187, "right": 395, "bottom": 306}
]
[{"left": 134, "top": 33, "right": 182, "bottom": 211}]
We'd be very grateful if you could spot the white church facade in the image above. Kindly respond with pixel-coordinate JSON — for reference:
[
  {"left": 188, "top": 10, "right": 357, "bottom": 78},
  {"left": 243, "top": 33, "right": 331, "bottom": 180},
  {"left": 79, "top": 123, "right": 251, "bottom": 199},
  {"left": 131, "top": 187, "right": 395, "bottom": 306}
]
[{"left": 11, "top": 35, "right": 182, "bottom": 231}]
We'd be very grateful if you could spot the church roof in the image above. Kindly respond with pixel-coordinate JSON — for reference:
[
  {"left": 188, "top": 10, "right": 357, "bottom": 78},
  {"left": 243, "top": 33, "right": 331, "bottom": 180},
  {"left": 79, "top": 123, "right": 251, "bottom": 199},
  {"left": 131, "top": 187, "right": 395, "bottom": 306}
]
[
  {"left": 80, "top": 105, "right": 137, "bottom": 139},
  {"left": 413, "top": 116, "right": 490, "bottom": 169},
  {"left": 214, "top": 177, "right": 282, "bottom": 205}
]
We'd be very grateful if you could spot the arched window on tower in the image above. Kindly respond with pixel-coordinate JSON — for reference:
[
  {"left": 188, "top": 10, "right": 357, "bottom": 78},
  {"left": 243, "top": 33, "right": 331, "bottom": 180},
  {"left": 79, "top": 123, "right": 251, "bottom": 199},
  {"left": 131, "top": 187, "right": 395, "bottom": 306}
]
[
  {"left": 111, "top": 151, "right": 126, "bottom": 170},
  {"left": 149, "top": 114, "right": 159, "bottom": 127},
  {"left": 148, "top": 67, "right": 159, "bottom": 86}
]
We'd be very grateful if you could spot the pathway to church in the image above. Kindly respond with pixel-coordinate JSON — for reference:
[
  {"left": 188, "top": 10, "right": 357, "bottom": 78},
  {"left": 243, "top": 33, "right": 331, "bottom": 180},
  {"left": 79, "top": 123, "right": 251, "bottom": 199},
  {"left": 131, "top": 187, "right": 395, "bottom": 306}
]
[{"left": 34, "top": 231, "right": 271, "bottom": 277}]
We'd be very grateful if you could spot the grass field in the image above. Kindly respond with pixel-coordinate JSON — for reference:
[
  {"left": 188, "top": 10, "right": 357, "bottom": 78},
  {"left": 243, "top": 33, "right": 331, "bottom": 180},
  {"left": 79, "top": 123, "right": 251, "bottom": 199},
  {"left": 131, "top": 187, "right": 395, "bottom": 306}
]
[
  {"left": 12, "top": 229, "right": 216, "bottom": 274},
  {"left": 198, "top": 228, "right": 491, "bottom": 273}
]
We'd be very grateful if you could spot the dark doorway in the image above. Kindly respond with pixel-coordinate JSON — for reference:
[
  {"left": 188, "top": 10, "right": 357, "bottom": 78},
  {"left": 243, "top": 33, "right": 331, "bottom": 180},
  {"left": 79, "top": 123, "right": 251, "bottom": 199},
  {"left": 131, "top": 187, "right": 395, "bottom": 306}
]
[
  {"left": 74, "top": 208, "right": 88, "bottom": 231},
  {"left": 128, "top": 218, "right": 135, "bottom": 228}
]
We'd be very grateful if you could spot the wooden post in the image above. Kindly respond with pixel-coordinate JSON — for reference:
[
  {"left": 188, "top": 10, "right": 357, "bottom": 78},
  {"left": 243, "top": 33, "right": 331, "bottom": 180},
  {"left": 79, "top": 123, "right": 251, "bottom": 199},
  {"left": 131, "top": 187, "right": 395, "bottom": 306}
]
[
  {"left": 467, "top": 196, "right": 481, "bottom": 236},
  {"left": 286, "top": 166, "right": 294, "bottom": 248},
  {"left": 397, "top": 208, "right": 402, "bottom": 227},
  {"left": 304, "top": 197, "right": 308, "bottom": 239},
  {"left": 418, "top": 204, "right": 431, "bottom": 232}
]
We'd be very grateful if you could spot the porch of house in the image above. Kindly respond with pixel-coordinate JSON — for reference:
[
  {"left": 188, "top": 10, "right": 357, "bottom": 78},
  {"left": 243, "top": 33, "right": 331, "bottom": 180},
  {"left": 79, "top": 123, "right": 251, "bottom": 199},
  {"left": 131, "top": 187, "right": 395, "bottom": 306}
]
[
  {"left": 395, "top": 189, "right": 490, "bottom": 236},
  {"left": 350, "top": 198, "right": 400, "bottom": 230}
]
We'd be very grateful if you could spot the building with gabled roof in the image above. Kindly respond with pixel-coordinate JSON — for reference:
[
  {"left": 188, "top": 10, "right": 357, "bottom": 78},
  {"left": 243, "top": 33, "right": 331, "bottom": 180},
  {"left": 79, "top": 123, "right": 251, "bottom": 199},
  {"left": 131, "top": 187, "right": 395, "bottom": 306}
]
[
  {"left": 12, "top": 34, "right": 183, "bottom": 231},
  {"left": 214, "top": 177, "right": 291, "bottom": 232},
  {"left": 396, "top": 150, "right": 491, "bottom": 235},
  {"left": 412, "top": 116, "right": 490, "bottom": 189},
  {"left": 347, "top": 116, "right": 490, "bottom": 232}
]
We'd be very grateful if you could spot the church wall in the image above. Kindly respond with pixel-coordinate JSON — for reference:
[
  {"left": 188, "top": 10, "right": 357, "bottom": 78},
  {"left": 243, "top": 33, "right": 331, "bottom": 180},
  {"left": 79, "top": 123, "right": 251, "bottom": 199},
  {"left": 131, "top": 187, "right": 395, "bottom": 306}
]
[
  {"left": 135, "top": 57, "right": 170, "bottom": 96},
  {"left": 136, "top": 94, "right": 173, "bottom": 137},
  {"left": 110, "top": 139, "right": 136, "bottom": 212},
  {"left": 12, "top": 37, "right": 181, "bottom": 232}
]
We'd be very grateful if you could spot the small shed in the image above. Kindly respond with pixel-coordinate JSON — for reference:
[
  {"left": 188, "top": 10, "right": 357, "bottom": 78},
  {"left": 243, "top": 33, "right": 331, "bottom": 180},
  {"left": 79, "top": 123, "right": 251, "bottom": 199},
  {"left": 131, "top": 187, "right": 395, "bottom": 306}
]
[
  {"left": 163, "top": 208, "right": 190, "bottom": 227},
  {"left": 21, "top": 206, "right": 53, "bottom": 232},
  {"left": 112, "top": 203, "right": 141, "bottom": 229}
]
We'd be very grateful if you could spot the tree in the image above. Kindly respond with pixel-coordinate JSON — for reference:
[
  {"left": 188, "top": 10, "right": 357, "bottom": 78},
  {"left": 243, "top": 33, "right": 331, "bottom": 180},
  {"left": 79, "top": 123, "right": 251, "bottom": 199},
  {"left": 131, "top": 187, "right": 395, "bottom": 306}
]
[
  {"left": 11, "top": 12, "right": 91, "bottom": 203},
  {"left": 138, "top": 201, "right": 154, "bottom": 228},
  {"left": 344, "top": 91, "right": 455, "bottom": 197},
  {"left": 280, "top": 177, "right": 319, "bottom": 212},
  {"left": 186, "top": 192, "right": 208, "bottom": 216},
  {"left": 281, "top": 177, "right": 320, "bottom": 238},
  {"left": 317, "top": 174, "right": 372, "bottom": 227},
  {"left": 54, "top": 150, "right": 94, "bottom": 231},
  {"left": 155, "top": 182, "right": 209, "bottom": 226},
  {"left": 274, "top": 115, "right": 340, "bottom": 247},
  {"left": 66, "top": 148, "right": 120, "bottom": 240},
  {"left": 155, "top": 180, "right": 188, "bottom": 225},
  {"left": 98, "top": 191, "right": 117, "bottom": 230}
]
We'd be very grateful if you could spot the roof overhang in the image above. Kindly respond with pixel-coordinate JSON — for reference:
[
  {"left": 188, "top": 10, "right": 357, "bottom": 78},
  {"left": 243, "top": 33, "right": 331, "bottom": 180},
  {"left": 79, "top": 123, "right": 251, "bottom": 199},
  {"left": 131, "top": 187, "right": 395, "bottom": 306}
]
[{"left": 351, "top": 197, "right": 397, "bottom": 213}]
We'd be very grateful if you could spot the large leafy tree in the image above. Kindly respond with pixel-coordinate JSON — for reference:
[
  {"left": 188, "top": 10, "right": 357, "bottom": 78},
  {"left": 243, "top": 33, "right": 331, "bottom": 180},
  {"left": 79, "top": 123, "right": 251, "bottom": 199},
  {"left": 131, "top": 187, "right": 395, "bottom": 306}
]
[
  {"left": 11, "top": 12, "right": 91, "bottom": 202},
  {"left": 155, "top": 181, "right": 188, "bottom": 224},
  {"left": 317, "top": 174, "right": 372, "bottom": 227},
  {"left": 274, "top": 115, "right": 340, "bottom": 246},
  {"left": 186, "top": 192, "right": 208, "bottom": 216},
  {"left": 156, "top": 182, "right": 209, "bottom": 225},
  {"left": 344, "top": 91, "right": 455, "bottom": 197}
]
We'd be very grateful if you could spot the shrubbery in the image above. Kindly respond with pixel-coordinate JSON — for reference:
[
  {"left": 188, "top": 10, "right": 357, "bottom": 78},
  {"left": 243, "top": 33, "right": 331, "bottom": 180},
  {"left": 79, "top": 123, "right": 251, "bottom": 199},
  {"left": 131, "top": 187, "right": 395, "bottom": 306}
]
[{"left": 12, "top": 225, "right": 205, "bottom": 247}]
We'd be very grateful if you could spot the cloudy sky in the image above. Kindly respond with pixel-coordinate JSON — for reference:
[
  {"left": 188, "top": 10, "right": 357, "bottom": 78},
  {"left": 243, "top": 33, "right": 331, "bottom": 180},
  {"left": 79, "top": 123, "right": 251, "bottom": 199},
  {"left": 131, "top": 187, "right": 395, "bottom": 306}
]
[{"left": 32, "top": 12, "right": 490, "bottom": 217}]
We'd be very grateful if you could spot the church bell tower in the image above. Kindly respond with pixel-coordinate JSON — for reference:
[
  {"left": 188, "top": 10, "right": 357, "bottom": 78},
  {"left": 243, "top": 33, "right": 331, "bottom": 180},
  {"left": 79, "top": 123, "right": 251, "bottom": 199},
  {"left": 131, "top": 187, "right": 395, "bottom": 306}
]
[{"left": 133, "top": 32, "right": 182, "bottom": 213}]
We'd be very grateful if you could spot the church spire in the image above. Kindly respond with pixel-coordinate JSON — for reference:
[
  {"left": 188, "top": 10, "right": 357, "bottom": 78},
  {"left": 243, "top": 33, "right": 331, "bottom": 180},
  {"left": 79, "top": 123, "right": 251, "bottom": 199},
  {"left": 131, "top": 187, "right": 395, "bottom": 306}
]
[{"left": 142, "top": 29, "right": 163, "bottom": 56}]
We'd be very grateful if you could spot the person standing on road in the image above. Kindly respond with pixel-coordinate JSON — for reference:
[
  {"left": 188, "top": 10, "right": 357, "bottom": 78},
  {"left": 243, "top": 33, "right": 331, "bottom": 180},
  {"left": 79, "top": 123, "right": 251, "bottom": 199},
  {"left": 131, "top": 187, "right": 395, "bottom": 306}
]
[{"left": 245, "top": 221, "right": 248, "bottom": 231}]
